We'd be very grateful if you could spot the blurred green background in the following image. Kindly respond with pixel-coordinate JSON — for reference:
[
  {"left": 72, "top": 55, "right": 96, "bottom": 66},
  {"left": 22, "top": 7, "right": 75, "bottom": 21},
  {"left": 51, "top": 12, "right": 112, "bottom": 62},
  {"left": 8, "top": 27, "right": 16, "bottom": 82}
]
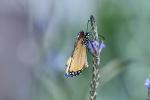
[{"left": 0, "top": 0, "right": 150, "bottom": 100}]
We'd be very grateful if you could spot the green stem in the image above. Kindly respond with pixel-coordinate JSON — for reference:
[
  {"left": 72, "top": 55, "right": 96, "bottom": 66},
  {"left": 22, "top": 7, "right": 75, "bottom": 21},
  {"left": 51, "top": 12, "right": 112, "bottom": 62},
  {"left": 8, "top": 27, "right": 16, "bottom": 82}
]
[{"left": 89, "top": 15, "right": 101, "bottom": 100}]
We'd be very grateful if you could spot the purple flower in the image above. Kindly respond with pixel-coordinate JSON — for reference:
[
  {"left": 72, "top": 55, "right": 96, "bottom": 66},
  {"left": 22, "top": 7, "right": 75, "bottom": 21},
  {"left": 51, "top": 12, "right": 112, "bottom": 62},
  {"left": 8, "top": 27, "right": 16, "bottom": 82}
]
[
  {"left": 99, "top": 41, "right": 106, "bottom": 52},
  {"left": 87, "top": 40, "right": 105, "bottom": 56},
  {"left": 145, "top": 78, "right": 150, "bottom": 91},
  {"left": 145, "top": 78, "right": 150, "bottom": 100}
]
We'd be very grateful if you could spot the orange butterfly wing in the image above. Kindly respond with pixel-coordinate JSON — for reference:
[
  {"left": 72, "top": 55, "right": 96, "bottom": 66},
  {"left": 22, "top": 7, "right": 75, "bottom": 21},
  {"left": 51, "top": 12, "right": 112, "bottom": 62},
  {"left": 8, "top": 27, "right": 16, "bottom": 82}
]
[{"left": 65, "top": 32, "right": 88, "bottom": 77}]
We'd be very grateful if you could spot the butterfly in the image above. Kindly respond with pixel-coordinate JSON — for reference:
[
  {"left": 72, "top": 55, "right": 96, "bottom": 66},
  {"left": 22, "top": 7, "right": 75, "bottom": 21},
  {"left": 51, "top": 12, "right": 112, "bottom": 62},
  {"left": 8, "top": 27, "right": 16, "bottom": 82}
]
[{"left": 64, "top": 31, "right": 89, "bottom": 78}]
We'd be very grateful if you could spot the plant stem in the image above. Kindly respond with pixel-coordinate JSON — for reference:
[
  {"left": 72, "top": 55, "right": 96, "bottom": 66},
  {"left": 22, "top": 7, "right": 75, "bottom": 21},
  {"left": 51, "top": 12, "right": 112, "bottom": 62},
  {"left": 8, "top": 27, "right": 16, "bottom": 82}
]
[
  {"left": 148, "top": 90, "right": 150, "bottom": 100},
  {"left": 89, "top": 15, "right": 101, "bottom": 100}
]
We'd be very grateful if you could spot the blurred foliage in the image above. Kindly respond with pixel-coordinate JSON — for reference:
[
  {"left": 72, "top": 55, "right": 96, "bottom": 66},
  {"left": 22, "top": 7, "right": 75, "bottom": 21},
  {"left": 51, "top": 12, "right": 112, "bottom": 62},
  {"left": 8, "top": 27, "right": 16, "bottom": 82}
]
[{"left": 31, "top": 0, "right": 150, "bottom": 100}]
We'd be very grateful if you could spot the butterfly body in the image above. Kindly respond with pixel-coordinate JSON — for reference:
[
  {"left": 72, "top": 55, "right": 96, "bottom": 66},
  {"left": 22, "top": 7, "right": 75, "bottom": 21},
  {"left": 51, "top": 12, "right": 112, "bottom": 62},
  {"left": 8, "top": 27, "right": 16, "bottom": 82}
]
[{"left": 65, "top": 31, "right": 89, "bottom": 78}]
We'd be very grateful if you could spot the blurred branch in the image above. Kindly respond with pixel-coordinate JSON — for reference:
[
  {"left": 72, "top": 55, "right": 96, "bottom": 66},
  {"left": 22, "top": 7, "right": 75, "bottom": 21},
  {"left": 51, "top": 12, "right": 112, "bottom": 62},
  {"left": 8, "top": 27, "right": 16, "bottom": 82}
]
[{"left": 100, "top": 59, "right": 130, "bottom": 87}]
